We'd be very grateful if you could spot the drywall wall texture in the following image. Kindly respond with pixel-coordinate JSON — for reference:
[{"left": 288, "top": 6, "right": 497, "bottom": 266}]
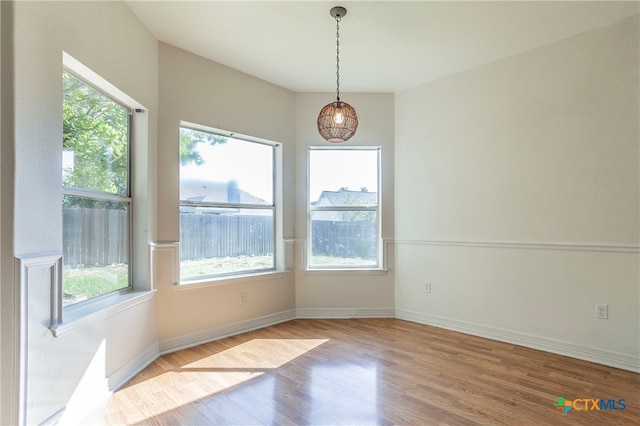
[
  {"left": 9, "top": 1, "right": 158, "bottom": 423},
  {"left": 293, "top": 93, "right": 395, "bottom": 315},
  {"left": 394, "top": 15, "right": 639, "bottom": 370},
  {"left": 154, "top": 43, "right": 296, "bottom": 346}
]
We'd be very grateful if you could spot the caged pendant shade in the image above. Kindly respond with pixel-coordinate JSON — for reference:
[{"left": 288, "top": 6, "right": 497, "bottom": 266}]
[
  {"left": 317, "top": 101, "right": 358, "bottom": 143},
  {"left": 317, "top": 6, "right": 358, "bottom": 143}
]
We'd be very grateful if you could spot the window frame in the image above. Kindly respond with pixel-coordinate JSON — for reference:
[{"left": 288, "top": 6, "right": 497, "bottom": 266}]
[
  {"left": 49, "top": 53, "right": 151, "bottom": 336},
  {"left": 61, "top": 68, "right": 134, "bottom": 308},
  {"left": 178, "top": 122, "right": 280, "bottom": 283},
  {"left": 307, "top": 146, "right": 382, "bottom": 271}
]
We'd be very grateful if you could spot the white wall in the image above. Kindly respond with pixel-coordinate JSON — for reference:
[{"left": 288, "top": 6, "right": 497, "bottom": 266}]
[
  {"left": 294, "top": 93, "right": 395, "bottom": 316},
  {"left": 394, "top": 15, "right": 639, "bottom": 371},
  {"left": 2, "top": 2, "right": 637, "bottom": 424},
  {"left": 154, "top": 43, "right": 296, "bottom": 349},
  {"left": 5, "top": 1, "right": 159, "bottom": 423}
]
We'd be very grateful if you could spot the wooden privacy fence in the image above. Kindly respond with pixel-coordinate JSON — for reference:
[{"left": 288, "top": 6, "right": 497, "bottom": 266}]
[
  {"left": 63, "top": 209, "right": 377, "bottom": 267},
  {"left": 63, "top": 207, "right": 129, "bottom": 267},
  {"left": 311, "top": 220, "right": 377, "bottom": 259},
  {"left": 179, "top": 213, "right": 273, "bottom": 260}
]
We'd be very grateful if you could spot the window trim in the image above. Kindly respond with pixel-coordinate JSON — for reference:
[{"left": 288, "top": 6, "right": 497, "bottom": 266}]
[
  {"left": 178, "top": 122, "right": 281, "bottom": 283},
  {"left": 174, "top": 271, "right": 289, "bottom": 292},
  {"left": 306, "top": 146, "right": 383, "bottom": 270}
]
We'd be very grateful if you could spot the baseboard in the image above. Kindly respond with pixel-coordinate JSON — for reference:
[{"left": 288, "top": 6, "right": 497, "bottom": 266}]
[
  {"left": 158, "top": 309, "right": 297, "bottom": 355},
  {"left": 107, "top": 342, "right": 160, "bottom": 392},
  {"left": 296, "top": 307, "right": 395, "bottom": 319},
  {"left": 395, "top": 309, "right": 640, "bottom": 373},
  {"left": 115, "top": 307, "right": 393, "bottom": 379}
]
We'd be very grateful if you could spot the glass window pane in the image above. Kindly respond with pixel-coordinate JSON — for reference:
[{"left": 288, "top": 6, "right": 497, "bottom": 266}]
[
  {"left": 62, "top": 196, "right": 129, "bottom": 306},
  {"left": 180, "top": 128, "right": 273, "bottom": 205},
  {"left": 62, "top": 71, "right": 129, "bottom": 195},
  {"left": 309, "top": 149, "right": 378, "bottom": 207},
  {"left": 310, "top": 210, "right": 378, "bottom": 267},
  {"left": 308, "top": 148, "right": 380, "bottom": 268},
  {"left": 180, "top": 207, "right": 274, "bottom": 279}
]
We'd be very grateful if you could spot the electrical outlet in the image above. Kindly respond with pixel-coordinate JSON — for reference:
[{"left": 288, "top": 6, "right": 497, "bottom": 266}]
[
  {"left": 595, "top": 304, "right": 608, "bottom": 319},
  {"left": 424, "top": 282, "right": 431, "bottom": 293},
  {"left": 239, "top": 292, "right": 247, "bottom": 305}
]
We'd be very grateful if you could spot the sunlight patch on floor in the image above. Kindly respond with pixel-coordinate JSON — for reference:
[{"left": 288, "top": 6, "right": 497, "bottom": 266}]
[
  {"left": 79, "top": 338, "right": 329, "bottom": 424},
  {"left": 183, "top": 338, "right": 329, "bottom": 369}
]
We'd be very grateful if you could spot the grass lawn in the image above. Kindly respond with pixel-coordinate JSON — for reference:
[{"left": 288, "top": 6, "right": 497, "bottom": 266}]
[
  {"left": 63, "top": 264, "right": 128, "bottom": 306},
  {"left": 63, "top": 254, "right": 375, "bottom": 305},
  {"left": 180, "top": 255, "right": 274, "bottom": 279},
  {"left": 310, "top": 255, "right": 376, "bottom": 266}
]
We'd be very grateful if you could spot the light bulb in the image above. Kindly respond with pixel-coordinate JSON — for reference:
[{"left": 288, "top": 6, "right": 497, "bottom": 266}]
[{"left": 334, "top": 111, "right": 344, "bottom": 124}]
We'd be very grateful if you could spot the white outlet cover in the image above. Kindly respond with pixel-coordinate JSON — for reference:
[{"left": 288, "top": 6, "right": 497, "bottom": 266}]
[{"left": 595, "top": 304, "right": 608, "bottom": 319}]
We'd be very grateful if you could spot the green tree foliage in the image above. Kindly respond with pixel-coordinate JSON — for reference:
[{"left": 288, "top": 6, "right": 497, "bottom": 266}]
[
  {"left": 63, "top": 71, "right": 129, "bottom": 195},
  {"left": 62, "top": 72, "right": 227, "bottom": 207},
  {"left": 340, "top": 209, "right": 376, "bottom": 222},
  {"left": 338, "top": 188, "right": 377, "bottom": 222},
  {"left": 179, "top": 127, "right": 227, "bottom": 166}
]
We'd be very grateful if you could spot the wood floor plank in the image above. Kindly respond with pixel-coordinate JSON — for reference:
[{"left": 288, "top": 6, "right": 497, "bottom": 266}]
[{"left": 78, "top": 319, "right": 639, "bottom": 425}]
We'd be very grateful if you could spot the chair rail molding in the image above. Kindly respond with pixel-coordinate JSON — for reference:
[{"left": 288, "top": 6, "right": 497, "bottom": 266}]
[{"left": 391, "top": 238, "right": 639, "bottom": 253}]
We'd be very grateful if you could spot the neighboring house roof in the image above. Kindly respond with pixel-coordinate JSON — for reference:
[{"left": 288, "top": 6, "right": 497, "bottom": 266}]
[
  {"left": 312, "top": 188, "right": 377, "bottom": 221},
  {"left": 180, "top": 178, "right": 266, "bottom": 204},
  {"left": 315, "top": 188, "right": 377, "bottom": 207},
  {"left": 180, "top": 179, "right": 268, "bottom": 215}
]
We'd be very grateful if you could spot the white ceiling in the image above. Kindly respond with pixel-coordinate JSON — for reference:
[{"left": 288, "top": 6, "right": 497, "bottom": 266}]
[{"left": 125, "top": 1, "right": 639, "bottom": 93}]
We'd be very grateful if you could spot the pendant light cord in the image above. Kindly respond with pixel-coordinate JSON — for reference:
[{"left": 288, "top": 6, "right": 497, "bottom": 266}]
[{"left": 336, "top": 15, "right": 341, "bottom": 101}]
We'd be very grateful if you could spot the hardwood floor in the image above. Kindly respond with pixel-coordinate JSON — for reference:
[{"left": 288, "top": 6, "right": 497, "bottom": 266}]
[{"left": 78, "top": 319, "right": 638, "bottom": 425}]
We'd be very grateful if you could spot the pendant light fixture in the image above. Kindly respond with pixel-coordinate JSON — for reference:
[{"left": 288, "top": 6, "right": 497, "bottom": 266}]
[{"left": 317, "top": 6, "right": 358, "bottom": 143}]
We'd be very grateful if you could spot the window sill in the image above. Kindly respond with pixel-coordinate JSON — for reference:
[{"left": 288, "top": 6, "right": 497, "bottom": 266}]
[
  {"left": 303, "top": 268, "right": 389, "bottom": 276},
  {"left": 175, "top": 270, "right": 290, "bottom": 291},
  {"left": 50, "top": 290, "right": 156, "bottom": 338}
]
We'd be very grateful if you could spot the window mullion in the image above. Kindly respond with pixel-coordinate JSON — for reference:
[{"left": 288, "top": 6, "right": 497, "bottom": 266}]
[
  {"left": 310, "top": 205, "right": 377, "bottom": 212},
  {"left": 180, "top": 201, "right": 273, "bottom": 210},
  {"left": 63, "top": 187, "right": 132, "bottom": 203}
]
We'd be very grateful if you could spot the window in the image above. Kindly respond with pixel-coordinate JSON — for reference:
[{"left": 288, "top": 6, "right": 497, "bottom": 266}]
[
  {"left": 179, "top": 124, "right": 276, "bottom": 281},
  {"left": 62, "top": 70, "right": 131, "bottom": 306},
  {"left": 308, "top": 147, "right": 381, "bottom": 269}
]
